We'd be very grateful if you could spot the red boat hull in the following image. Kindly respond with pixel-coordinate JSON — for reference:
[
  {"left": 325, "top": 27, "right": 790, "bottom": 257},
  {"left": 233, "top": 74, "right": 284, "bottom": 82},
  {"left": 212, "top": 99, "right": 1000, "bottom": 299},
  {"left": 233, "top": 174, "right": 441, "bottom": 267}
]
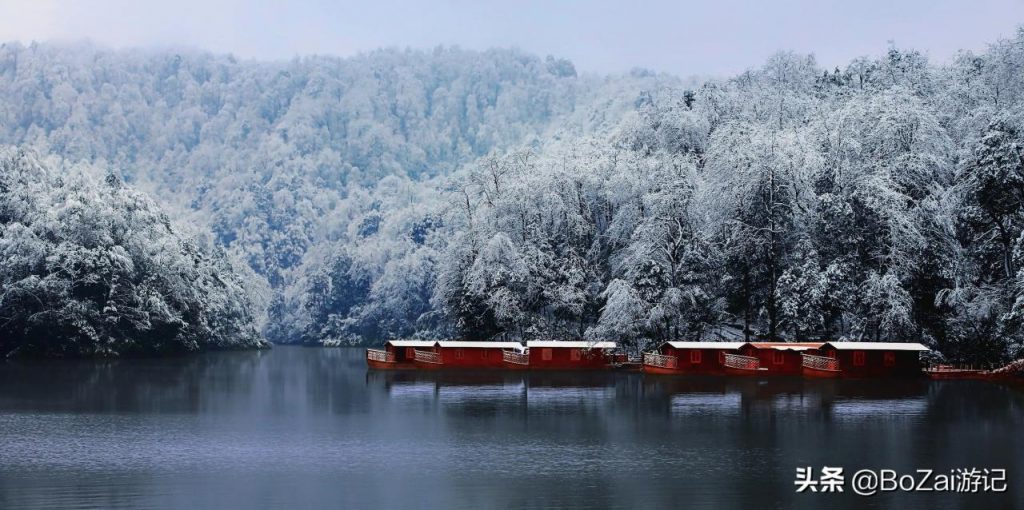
[
  {"left": 366, "top": 359, "right": 417, "bottom": 370},
  {"left": 802, "top": 366, "right": 842, "bottom": 379},
  {"left": 724, "top": 366, "right": 765, "bottom": 376},
  {"left": 414, "top": 360, "right": 446, "bottom": 370},
  {"left": 642, "top": 364, "right": 685, "bottom": 375}
]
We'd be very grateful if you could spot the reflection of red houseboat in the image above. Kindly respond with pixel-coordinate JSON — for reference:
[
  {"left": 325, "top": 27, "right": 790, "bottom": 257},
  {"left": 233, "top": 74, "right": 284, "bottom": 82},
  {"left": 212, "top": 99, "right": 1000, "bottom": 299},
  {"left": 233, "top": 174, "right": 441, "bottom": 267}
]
[
  {"left": 643, "top": 342, "right": 744, "bottom": 375},
  {"left": 802, "top": 342, "right": 928, "bottom": 378},
  {"left": 519, "top": 341, "right": 618, "bottom": 370},
  {"left": 365, "top": 340, "right": 438, "bottom": 370},
  {"left": 412, "top": 341, "right": 526, "bottom": 370}
]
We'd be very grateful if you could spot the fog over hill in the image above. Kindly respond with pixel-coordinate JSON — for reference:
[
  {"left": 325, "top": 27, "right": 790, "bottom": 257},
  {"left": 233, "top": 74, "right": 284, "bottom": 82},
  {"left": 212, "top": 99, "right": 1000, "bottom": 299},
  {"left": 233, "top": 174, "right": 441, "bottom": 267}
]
[{"left": 2, "top": 33, "right": 1024, "bottom": 363}]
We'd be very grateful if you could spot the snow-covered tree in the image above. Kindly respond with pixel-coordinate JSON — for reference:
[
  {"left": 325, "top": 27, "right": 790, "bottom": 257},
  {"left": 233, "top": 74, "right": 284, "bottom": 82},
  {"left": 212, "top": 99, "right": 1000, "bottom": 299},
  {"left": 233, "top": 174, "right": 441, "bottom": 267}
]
[
  {"left": 0, "top": 148, "right": 266, "bottom": 357},
  {"left": 6, "top": 31, "right": 1024, "bottom": 364}
]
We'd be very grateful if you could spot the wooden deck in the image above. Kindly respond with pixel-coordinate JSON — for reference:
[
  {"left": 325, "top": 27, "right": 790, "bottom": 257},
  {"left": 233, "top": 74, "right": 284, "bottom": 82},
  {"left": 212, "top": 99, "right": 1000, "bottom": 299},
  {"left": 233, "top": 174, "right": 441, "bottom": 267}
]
[
  {"left": 722, "top": 353, "right": 762, "bottom": 375},
  {"left": 801, "top": 354, "right": 840, "bottom": 378}
]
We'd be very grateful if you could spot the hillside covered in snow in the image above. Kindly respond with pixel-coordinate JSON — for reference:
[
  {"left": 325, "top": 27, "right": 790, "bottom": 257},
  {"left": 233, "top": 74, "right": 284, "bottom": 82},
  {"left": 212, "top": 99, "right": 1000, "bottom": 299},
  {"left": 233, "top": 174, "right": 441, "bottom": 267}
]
[
  {"left": 3, "top": 32, "right": 1024, "bottom": 364},
  {"left": 0, "top": 149, "right": 266, "bottom": 357}
]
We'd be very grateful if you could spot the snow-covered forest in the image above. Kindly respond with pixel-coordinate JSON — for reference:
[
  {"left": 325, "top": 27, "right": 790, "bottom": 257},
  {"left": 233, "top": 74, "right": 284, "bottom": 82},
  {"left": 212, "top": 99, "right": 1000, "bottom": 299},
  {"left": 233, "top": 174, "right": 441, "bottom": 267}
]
[
  {"left": 2, "top": 30, "right": 1024, "bottom": 363},
  {"left": 0, "top": 149, "right": 266, "bottom": 356}
]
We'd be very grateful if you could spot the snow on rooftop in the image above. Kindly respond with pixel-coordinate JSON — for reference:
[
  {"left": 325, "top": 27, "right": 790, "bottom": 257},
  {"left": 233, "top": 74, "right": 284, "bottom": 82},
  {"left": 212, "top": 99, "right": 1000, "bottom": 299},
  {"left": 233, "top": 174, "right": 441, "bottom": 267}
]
[
  {"left": 665, "top": 341, "right": 745, "bottom": 350},
  {"left": 742, "top": 342, "right": 824, "bottom": 351},
  {"left": 435, "top": 341, "right": 525, "bottom": 349},
  {"left": 526, "top": 341, "right": 616, "bottom": 349},
  {"left": 823, "top": 342, "right": 930, "bottom": 351},
  {"left": 749, "top": 342, "right": 825, "bottom": 349},
  {"left": 385, "top": 340, "right": 438, "bottom": 347}
]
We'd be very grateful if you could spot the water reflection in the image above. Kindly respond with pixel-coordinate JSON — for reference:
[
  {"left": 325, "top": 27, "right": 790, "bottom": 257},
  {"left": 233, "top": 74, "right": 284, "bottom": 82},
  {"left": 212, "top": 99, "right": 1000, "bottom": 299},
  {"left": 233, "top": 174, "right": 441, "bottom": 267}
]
[
  {"left": 369, "top": 369, "right": 940, "bottom": 423},
  {"left": 0, "top": 347, "right": 1020, "bottom": 510}
]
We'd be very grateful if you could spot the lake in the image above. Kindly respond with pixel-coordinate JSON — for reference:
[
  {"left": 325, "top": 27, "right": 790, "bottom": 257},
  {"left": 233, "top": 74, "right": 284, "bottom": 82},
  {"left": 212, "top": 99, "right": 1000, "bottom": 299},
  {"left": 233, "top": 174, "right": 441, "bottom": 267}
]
[{"left": 0, "top": 346, "right": 1020, "bottom": 509}]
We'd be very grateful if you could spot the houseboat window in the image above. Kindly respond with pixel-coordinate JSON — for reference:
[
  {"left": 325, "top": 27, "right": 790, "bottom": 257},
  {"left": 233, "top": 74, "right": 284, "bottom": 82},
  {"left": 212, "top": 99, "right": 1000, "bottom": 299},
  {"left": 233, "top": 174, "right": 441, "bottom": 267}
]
[
  {"left": 773, "top": 351, "right": 785, "bottom": 365},
  {"left": 406, "top": 347, "right": 415, "bottom": 359},
  {"left": 456, "top": 348, "right": 464, "bottom": 359},
  {"left": 884, "top": 351, "right": 895, "bottom": 367},
  {"left": 690, "top": 350, "right": 702, "bottom": 364},
  {"left": 853, "top": 351, "right": 865, "bottom": 366},
  {"left": 542, "top": 348, "right": 552, "bottom": 361},
  {"left": 570, "top": 349, "right": 581, "bottom": 361}
]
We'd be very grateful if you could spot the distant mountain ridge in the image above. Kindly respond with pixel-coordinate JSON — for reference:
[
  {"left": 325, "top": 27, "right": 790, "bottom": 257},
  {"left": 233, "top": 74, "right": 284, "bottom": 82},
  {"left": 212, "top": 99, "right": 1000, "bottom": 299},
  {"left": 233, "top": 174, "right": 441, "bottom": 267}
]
[{"left": 0, "top": 43, "right": 613, "bottom": 286}]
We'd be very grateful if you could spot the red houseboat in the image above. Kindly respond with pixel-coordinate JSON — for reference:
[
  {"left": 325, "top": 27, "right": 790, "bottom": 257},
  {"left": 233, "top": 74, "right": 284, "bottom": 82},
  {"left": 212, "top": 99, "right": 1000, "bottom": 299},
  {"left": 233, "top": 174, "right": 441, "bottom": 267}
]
[
  {"left": 412, "top": 341, "right": 526, "bottom": 369},
  {"left": 366, "top": 340, "right": 438, "bottom": 370},
  {"left": 801, "top": 342, "right": 929, "bottom": 378},
  {"left": 642, "top": 342, "right": 745, "bottom": 375},
  {"left": 367, "top": 339, "right": 933, "bottom": 378},
  {"left": 723, "top": 343, "right": 825, "bottom": 376},
  {"left": 518, "top": 341, "right": 618, "bottom": 370}
]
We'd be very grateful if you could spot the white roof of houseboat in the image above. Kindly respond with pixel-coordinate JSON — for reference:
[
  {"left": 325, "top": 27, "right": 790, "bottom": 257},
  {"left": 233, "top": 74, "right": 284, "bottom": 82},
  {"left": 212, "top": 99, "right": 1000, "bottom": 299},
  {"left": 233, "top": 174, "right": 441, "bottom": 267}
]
[
  {"left": 822, "top": 342, "right": 929, "bottom": 351},
  {"left": 526, "top": 341, "right": 616, "bottom": 349},
  {"left": 747, "top": 342, "right": 824, "bottom": 351},
  {"left": 385, "top": 340, "right": 439, "bottom": 347},
  {"left": 435, "top": 341, "right": 525, "bottom": 350},
  {"left": 665, "top": 341, "right": 745, "bottom": 350}
]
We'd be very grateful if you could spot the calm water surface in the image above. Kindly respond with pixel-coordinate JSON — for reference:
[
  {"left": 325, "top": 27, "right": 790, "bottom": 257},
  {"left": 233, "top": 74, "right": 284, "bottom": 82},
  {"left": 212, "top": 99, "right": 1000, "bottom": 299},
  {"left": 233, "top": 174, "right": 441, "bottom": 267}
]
[{"left": 0, "top": 346, "right": 1021, "bottom": 509}]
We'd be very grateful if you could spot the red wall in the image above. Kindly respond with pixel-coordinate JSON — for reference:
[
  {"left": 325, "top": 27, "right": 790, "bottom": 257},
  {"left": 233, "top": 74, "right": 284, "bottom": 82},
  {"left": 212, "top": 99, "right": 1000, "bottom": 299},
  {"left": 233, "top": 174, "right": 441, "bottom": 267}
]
[
  {"left": 528, "top": 347, "right": 611, "bottom": 370},
  {"left": 387, "top": 345, "right": 420, "bottom": 362},
  {"left": 437, "top": 347, "right": 510, "bottom": 368},
  {"left": 740, "top": 345, "right": 804, "bottom": 375},
  {"left": 824, "top": 349, "right": 922, "bottom": 377},
  {"left": 659, "top": 346, "right": 734, "bottom": 373}
]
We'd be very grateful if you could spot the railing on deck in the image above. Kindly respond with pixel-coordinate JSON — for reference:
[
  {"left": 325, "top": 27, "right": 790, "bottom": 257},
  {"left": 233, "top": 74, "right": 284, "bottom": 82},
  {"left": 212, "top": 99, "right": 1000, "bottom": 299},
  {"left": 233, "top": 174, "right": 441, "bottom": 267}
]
[
  {"left": 414, "top": 349, "right": 442, "bottom": 364},
  {"left": 801, "top": 353, "right": 839, "bottom": 372},
  {"left": 366, "top": 349, "right": 394, "bottom": 363},
  {"left": 723, "top": 353, "right": 760, "bottom": 371},
  {"left": 503, "top": 350, "right": 530, "bottom": 366},
  {"left": 643, "top": 352, "right": 678, "bottom": 369}
]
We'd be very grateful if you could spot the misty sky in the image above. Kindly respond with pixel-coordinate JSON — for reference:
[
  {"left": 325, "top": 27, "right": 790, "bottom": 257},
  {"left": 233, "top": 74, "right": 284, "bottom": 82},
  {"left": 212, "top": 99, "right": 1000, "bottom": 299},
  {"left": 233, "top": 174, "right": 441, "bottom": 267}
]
[{"left": 1, "top": 0, "right": 1022, "bottom": 77}]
